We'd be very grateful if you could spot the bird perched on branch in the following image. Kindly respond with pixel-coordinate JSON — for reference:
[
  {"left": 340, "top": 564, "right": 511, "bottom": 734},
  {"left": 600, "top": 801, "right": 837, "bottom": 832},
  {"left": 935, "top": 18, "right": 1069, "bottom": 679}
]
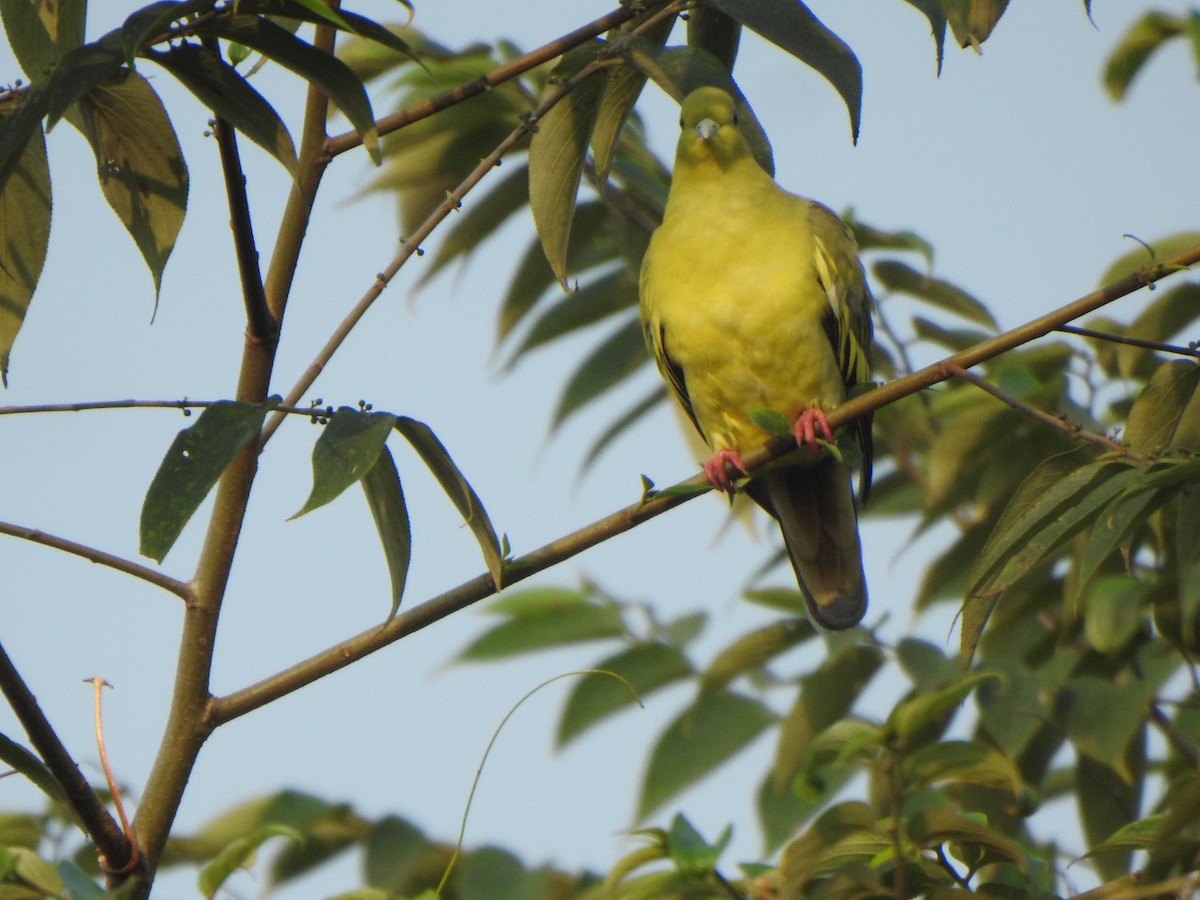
[{"left": 639, "top": 86, "right": 874, "bottom": 629}]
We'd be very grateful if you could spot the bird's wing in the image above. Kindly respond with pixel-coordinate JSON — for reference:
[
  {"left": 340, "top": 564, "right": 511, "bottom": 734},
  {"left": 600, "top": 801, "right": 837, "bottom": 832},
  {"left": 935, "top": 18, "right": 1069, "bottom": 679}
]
[{"left": 809, "top": 202, "right": 875, "bottom": 501}]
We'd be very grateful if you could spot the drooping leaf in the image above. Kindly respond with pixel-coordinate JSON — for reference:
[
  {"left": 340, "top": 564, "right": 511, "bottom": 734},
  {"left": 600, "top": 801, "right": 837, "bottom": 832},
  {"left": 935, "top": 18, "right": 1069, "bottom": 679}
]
[
  {"left": 900, "top": 740, "right": 1024, "bottom": 798},
  {"left": 191, "top": 15, "right": 380, "bottom": 163},
  {"left": 1077, "top": 742, "right": 1145, "bottom": 882},
  {"left": 528, "top": 53, "right": 606, "bottom": 289},
  {"left": 552, "top": 316, "right": 649, "bottom": 428},
  {"left": 0, "top": 0, "right": 84, "bottom": 78},
  {"left": 0, "top": 734, "right": 64, "bottom": 806},
  {"left": 362, "top": 816, "right": 429, "bottom": 893},
  {"left": 44, "top": 32, "right": 127, "bottom": 129},
  {"left": 557, "top": 642, "right": 693, "bottom": 747},
  {"left": 906, "top": 806, "right": 1024, "bottom": 864},
  {"left": 0, "top": 102, "right": 50, "bottom": 386},
  {"left": 198, "top": 825, "right": 303, "bottom": 900},
  {"left": 1083, "top": 575, "right": 1151, "bottom": 654},
  {"left": 0, "top": 83, "right": 52, "bottom": 198},
  {"left": 393, "top": 416, "right": 505, "bottom": 587},
  {"left": 1097, "top": 230, "right": 1200, "bottom": 285},
  {"left": 1115, "top": 282, "right": 1200, "bottom": 380},
  {"left": 148, "top": 42, "right": 299, "bottom": 175},
  {"left": 778, "top": 801, "right": 883, "bottom": 893},
  {"left": 1103, "top": 11, "right": 1188, "bottom": 101},
  {"left": 685, "top": 5, "right": 740, "bottom": 71},
  {"left": 873, "top": 259, "right": 997, "bottom": 328},
  {"left": 886, "top": 671, "right": 1000, "bottom": 744},
  {"left": 666, "top": 814, "right": 730, "bottom": 877},
  {"left": 1057, "top": 676, "right": 1148, "bottom": 779},
  {"left": 1073, "top": 484, "right": 1169, "bottom": 606},
  {"left": 75, "top": 70, "right": 188, "bottom": 301},
  {"left": 119, "top": 1, "right": 218, "bottom": 66},
  {"left": 897, "top": 0, "right": 947, "bottom": 72},
  {"left": 140, "top": 400, "right": 271, "bottom": 562},
  {"left": 361, "top": 447, "right": 411, "bottom": 619},
  {"left": 637, "top": 691, "right": 773, "bottom": 820},
  {"left": 456, "top": 595, "right": 624, "bottom": 661},
  {"left": 700, "top": 618, "right": 816, "bottom": 696},
  {"left": 292, "top": 408, "right": 397, "bottom": 518},
  {"left": 711, "top": 0, "right": 861, "bottom": 142}
]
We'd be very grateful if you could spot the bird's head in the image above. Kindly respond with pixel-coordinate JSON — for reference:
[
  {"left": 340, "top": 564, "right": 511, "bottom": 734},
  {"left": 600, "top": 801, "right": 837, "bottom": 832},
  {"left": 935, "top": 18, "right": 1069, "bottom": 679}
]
[{"left": 676, "top": 87, "right": 752, "bottom": 170}]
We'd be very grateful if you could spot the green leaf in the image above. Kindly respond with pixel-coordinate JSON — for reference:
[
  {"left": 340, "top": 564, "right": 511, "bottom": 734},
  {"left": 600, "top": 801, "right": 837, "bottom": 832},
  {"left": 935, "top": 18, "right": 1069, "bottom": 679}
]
[
  {"left": 505, "top": 268, "right": 638, "bottom": 367},
  {"left": 1074, "top": 482, "right": 1168, "bottom": 607},
  {"left": 897, "top": 0, "right": 947, "bottom": 72},
  {"left": 873, "top": 259, "right": 997, "bottom": 328},
  {"left": 1098, "top": 231, "right": 1200, "bottom": 285},
  {"left": 666, "top": 814, "right": 730, "bottom": 877},
  {"left": 1079, "top": 814, "right": 1165, "bottom": 858},
  {"left": 778, "top": 801, "right": 881, "bottom": 892},
  {"left": 55, "top": 861, "right": 104, "bottom": 900},
  {"left": 456, "top": 599, "right": 624, "bottom": 661},
  {"left": 0, "top": 0, "right": 84, "bottom": 78},
  {"left": 362, "top": 816, "right": 428, "bottom": 892},
  {"left": 748, "top": 407, "right": 791, "bottom": 437},
  {"left": 686, "top": 5, "right": 740, "bottom": 71},
  {"left": 886, "top": 670, "right": 1000, "bottom": 743},
  {"left": 701, "top": 618, "right": 816, "bottom": 695},
  {"left": 1057, "top": 676, "right": 1148, "bottom": 778},
  {"left": 906, "top": 807, "right": 1024, "bottom": 864},
  {"left": 529, "top": 60, "right": 605, "bottom": 289},
  {"left": 1115, "top": 282, "right": 1200, "bottom": 381},
  {"left": 198, "top": 825, "right": 303, "bottom": 900},
  {"left": 1103, "top": 11, "right": 1188, "bottom": 101},
  {"left": 293, "top": 408, "right": 397, "bottom": 518},
  {"left": 0, "top": 734, "right": 64, "bottom": 806},
  {"left": 0, "top": 82, "right": 52, "bottom": 200},
  {"left": 942, "top": 0, "right": 1011, "bottom": 50},
  {"left": 44, "top": 33, "right": 127, "bottom": 129},
  {"left": 140, "top": 401, "right": 270, "bottom": 562},
  {"left": 556, "top": 642, "right": 692, "bottom": 747},
  {"left": 192, "top": 15, "right": 380, "bottom": 163},
  {"left": 76, "top": 70, "right": 188, "bottom": 301},
  {"left": 911, "top": 315, "right": 991, "bottom": 353},
  {"left": 394, "top": 416, "right": 504, "bottom": 588},
  {"left": 637, "top": 691, "right": 773, "bottom": 820},
  {"left": 361, "top": 447, "right": 411, "bottom": 619},
  {"left": 742, "top": 587, "right": 807, "bottom": 614},
  {"left": 148, "top": 42, "right": 299, "bottom": 175},
  {"left": 1126, "top": 360, "right": 1200, "bottom": 453},
  {"left": 773, "top": 643, "right": 883, "bottom": 789},
  {"left": 711, "top": 0, "right": 861, "bottom": 142},
  {"left": 0, "top": 102, "right": 50, "bottom": 387},
  {"left": 901, "top": 740, "right": 1024, "bottom": 798},
  {"left": 1084, "top": 576, "right": 1151, "bottom": 655},
  {"left": 552, "top": 316, "right": 648, "bottom": 428},
  {"left": 580, "top": 385, "right": 667, "bottom": 473},
  {"left": 120, "top": 1, "right": 218, "bottom": 66}
]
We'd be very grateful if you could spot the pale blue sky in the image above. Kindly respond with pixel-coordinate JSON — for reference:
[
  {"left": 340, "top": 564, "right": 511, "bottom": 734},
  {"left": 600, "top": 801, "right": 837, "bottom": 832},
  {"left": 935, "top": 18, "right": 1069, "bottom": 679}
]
[{"left": 2, "top": 2, "right": 1199, "bottom": 896}]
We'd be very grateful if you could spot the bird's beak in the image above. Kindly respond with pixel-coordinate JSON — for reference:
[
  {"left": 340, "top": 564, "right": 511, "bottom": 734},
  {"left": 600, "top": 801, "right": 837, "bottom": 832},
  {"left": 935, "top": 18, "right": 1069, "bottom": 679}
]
[{"left": 694, "top": 118, "right": 719, "bottom": 140}]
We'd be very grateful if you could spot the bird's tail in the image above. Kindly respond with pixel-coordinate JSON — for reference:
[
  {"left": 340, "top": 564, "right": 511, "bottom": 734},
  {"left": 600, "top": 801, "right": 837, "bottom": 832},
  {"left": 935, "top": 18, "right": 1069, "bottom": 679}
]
[{"left": 753, "top": 457, "right": 867, "bottom": 630}]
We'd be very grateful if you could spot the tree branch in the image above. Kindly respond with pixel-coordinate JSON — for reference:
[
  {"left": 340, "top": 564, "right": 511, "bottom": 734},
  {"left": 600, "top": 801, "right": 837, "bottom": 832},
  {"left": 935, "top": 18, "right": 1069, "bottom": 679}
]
[
  {"left": 0, "top": 522, "right": 192, "bottom": 600},
  {"left": 213, "top": 241, "right": 1200, "bottom": 724},
  {"left": 1057, "top": 323, "right": 1200, "bottom": 358},
  {"left": 0, "top": 642, "right": 131, "bottom": 871}
]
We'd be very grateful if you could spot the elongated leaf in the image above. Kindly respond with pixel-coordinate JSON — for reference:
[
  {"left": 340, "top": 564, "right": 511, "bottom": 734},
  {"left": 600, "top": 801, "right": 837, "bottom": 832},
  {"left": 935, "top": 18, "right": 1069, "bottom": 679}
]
[
  {"left": 581, "top": 385, "right": 667, "bottom": 472},
  {"left": 120, "top": 1, "right": 218, "bottom": 65},
  {"left": 293, "top": 408, "right": 397, "bottom": 518},
  {"left": 361, "top": 448, "right": 410, "bottom": 619},
  {"left": 873, "top": 259, "right": 997, "bottom": 327},
  {"left": 44, "top": 33, "right": 127, "bottom": 129},
  {"left": 1077, "top": 742, "right": 1144, "bottom": 881},
  {"left": 1125, "top": 360, "right": 1200, "bottom": 453},
  {"left": 556, "top": 642, "right": 693, "bottom": 747},
  {"left": 529, "top": 59, "right": 605, "bottom": 289},
  {"left": 1116, "top": 282, "right": 1200, "bottom": 380},
  {"left": 193, "top": 15, "right": 380, "bottom": 162},
  {"left": 1084, "top": 575, "right": 1151, "bottom": 654},
  {"left": 901, "top": 739, "right": 1023, "bottom": 797},
  {"left": 0, "top": 733, "right": 64, "bottom": 806},
  {"left": 552, "top": 316, "right": 648, "bottom": 428},
  {"left": 907, "top": 807, "right": 1024, "bottom": 863},
  {"left": 456, "top": 602, "right": 624, "bottom": 661},
  {"left": 199, "top": 825, "right": 303, "bottom": 900},
  {"left": 140, "top": 401, "right": 270, "bottom": 562},
  {"left": 0, "top": 83, "right": 52, "bottom": 199},
  {"left": 886, "top": 671, "right": 999, "bottom": 743},
  {"left": 898, "top": 0, "right": 947, "bottom": 72},
  {"left": 1098, "top": 231, "right": 1200, "bottom": 285},
  {"left": 912, "top": 315, "right": 991, "bottom": 353},
  {"left": 637, "top": 691, "right": 773, "bottom": 820},
  {"left": 1074, "top": 488, "right": 1169, "bottom": 606},
  {"left": 55, "top": 862, "right": 104, "bottom": 900},
  {"left": 712, "top": 0, "right": 861, "bottom": 142},
  {"left": 0, "top": 0, "right": 73, "bottom": 79},
  {"left": 701, "top": 618, "right": 816, "bottom": 695},
  {"left": 148, "top": 43, "right": 299, "bottom": 175},
  {"left": 0, "top": 104, "right": 50, "bottom": 386},
  {"left": 244, "top": 0, "right": 422, "bottom": 65},
  {"left": 506, "top": 268, "right": 638, "bottom": 367},
  {"left": 773, "top": 643, "right": 883, "bottom": 788},
  {"left": 393, "top": 416, "right": 504, "bottom": 587},
  {"left": 1103, "top": 11, "right": 1188, "bottom": 101},
  {"left": 1057, "top": 676, "right": 1148, "bottom": 779},
  {"left": 76, "top": 70, "right": 188, "bottom": 300},
  {"left": 778, "top": 801, "right": 881, "bottom": 892}
]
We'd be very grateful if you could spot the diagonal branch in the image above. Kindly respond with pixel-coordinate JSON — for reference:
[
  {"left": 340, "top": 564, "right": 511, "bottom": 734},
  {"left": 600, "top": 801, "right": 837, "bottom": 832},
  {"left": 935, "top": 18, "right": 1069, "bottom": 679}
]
[
  {"left": 0, "top": 521, "right": 192, "bottom": 600},
  {"left": 213, "top": 243, "right": 1200, "bottom": 724},
  {"left": 0, "top": 642, "right": 131, "bottom": 870}
]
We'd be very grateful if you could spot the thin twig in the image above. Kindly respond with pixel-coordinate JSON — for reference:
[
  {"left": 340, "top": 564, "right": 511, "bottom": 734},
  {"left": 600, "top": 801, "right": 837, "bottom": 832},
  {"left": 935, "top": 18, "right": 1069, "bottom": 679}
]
[
  {"left": 938, "top": 362, "right": 1139, "bottom": 461},
  {"left": 0, "top": 643, "right": 131, "bottom": 871},
  {"left": 261, "top": 55, "right": 624, "bottom": 443},
  {"left": 203, "top": 36, "right": 276, "bottom": 345},
  {"left": 1058, "top": 323, "right": 1200, "bottom": 358},
  {"left": 0, "top": 521, "right": 192, "bottom": 600},
  {"left": 213, "top": 241, "right": 1200, "bottom": 724},
  {"left": 323, "top": 0, "right": 674, "bottom": 158},
  {"left": 87, "top": 678, "right": 141, "bottom": 875},
  {"left": 0, "top": 398, "right": 333, "bottom": 419}
]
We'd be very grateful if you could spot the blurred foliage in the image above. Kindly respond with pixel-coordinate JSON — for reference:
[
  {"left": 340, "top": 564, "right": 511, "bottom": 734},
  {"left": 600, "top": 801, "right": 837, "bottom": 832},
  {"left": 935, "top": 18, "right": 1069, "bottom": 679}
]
[{"left": 3, "top": 0, "right": 1200, "bottom": 899}]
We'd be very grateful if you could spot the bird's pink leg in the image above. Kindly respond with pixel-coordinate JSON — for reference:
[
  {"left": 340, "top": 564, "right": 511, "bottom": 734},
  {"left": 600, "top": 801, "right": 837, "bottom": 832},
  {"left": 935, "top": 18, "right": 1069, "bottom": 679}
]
[
  {"left": 703, "top": 449, "right": 748, "bottom": 493},
  {"left": 793, "top": 407, "right": 835, "bottom": 453}
]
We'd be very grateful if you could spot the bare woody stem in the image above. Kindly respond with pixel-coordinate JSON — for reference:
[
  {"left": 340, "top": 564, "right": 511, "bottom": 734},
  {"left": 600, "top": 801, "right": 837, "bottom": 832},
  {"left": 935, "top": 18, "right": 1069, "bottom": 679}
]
[
  {"left": 213, "top": 243, "right": 1200, "bottom": 724},
  {"left": 0, "top": 643, "right": 130, "bottom": 869}
]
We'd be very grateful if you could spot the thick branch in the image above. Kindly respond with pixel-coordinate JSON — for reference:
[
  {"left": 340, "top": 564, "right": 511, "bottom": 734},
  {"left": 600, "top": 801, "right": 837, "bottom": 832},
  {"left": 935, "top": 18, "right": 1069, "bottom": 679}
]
[
  {"left": 0, "top": 642, "right": 130, "bottom": 869},
  {"left": 0, "top": 522, "right": 191, "bottom": 599},
  {"left": 214, "top": 241, "right": 1200, "bottom": 723}
]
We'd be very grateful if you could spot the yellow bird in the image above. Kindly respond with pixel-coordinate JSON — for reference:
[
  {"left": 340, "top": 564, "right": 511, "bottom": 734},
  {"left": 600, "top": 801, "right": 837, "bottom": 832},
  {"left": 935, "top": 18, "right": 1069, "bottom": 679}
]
[{"left": 639, "top": 87, "right": 874, "bottom": 629}]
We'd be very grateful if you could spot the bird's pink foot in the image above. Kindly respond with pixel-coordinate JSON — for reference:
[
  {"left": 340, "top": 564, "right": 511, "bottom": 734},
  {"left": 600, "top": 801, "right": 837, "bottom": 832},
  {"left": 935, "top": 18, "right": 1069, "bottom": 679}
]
[
  {"left": 703, "top": 449, "right": 748, "bottom": 493},
  {"left": 793, "top": 407, "right": 834, "bottom": 453}
]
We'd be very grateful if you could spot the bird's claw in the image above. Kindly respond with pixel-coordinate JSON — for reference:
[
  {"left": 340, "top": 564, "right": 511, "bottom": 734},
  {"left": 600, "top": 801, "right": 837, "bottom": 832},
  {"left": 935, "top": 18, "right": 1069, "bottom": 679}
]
[
  {"left": 794, "top": 407, "right": 834, "bottom": 453},
  {"left": 704, "top": 449, "right": 748, "bottom": 493}
]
